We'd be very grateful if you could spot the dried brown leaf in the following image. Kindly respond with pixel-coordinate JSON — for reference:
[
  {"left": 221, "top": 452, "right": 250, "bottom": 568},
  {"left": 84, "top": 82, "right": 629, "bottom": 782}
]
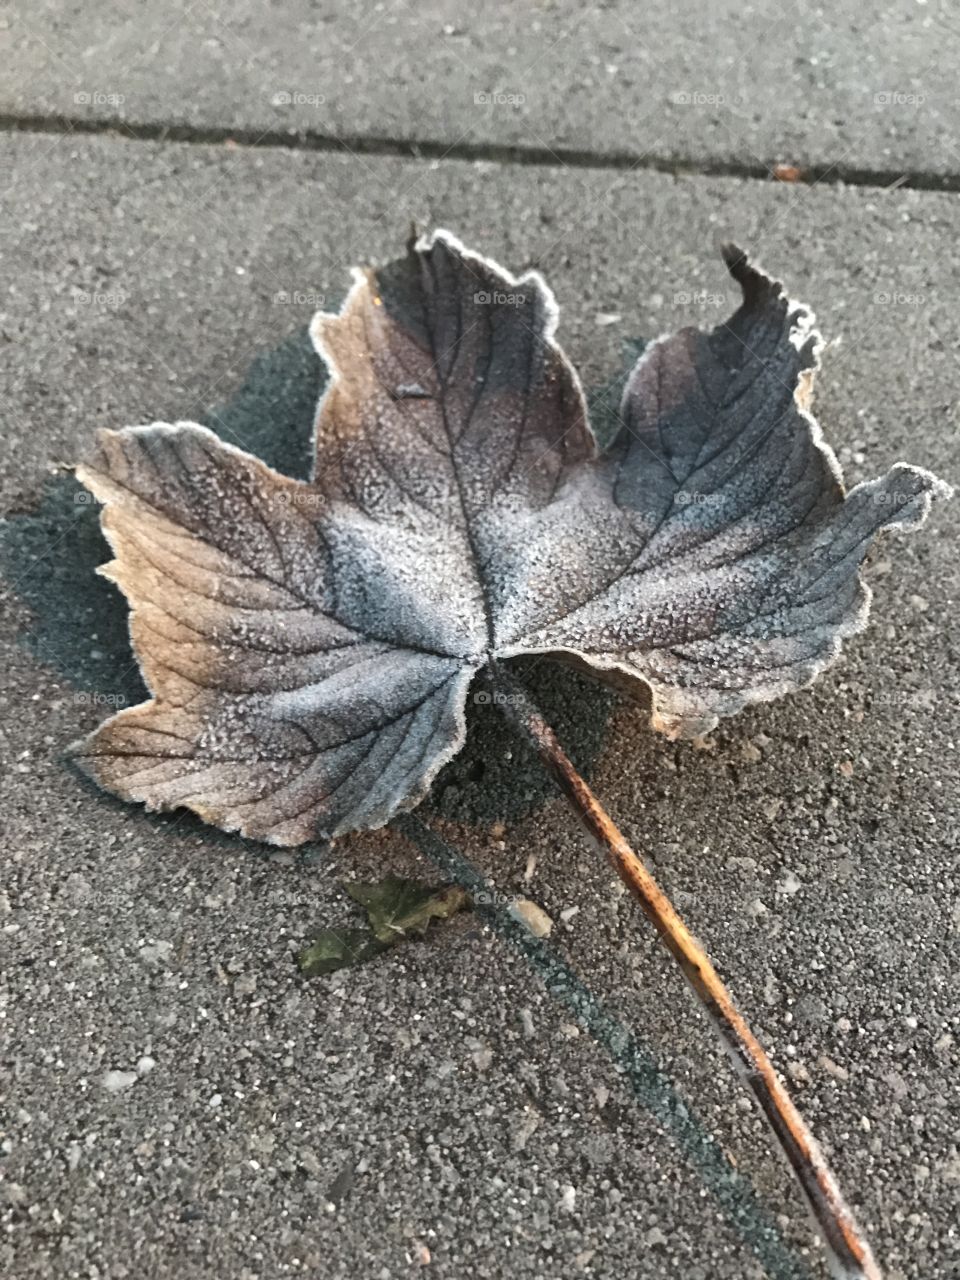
[{"left": 71, "top": 231, "right": 950, "bottom": 842}]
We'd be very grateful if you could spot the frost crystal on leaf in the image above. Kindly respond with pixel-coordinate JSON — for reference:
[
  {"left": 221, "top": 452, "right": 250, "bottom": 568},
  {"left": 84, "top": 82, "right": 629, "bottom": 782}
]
[{"left": 71, "top": 230, "right": 951, "bottom": 843}]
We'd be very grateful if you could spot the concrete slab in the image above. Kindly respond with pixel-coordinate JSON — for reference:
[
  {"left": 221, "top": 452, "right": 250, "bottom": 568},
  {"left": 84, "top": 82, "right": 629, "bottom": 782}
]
[
  {"left": 1, "top": 132, "right": 958, "bottom": 1280},
  {"left": 3, "top": 1, "right": 960, "bottom": 179}
]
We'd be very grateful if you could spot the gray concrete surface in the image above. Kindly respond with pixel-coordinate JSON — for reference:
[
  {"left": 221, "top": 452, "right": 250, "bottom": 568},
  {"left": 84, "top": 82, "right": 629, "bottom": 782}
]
[
  {"left": 1, "top": 130, "right": 958, "bottom": 1280},
  {"left": 3, "top": 1, "right": 960, "bottom": 178}
]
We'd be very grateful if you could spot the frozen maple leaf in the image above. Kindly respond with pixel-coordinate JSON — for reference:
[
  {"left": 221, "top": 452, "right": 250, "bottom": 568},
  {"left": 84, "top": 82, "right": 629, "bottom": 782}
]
[
  {"left": 69, "top": 231, "right": 951, "bottom": 1273},
  {"left": 71, "top": 230, "right": 950, "bottom": 843}
]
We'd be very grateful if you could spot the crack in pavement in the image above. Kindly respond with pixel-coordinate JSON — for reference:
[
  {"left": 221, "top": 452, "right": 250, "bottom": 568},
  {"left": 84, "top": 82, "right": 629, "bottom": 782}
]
[{"left": 2, "top": 111, "right": 960, "bottom": 193}]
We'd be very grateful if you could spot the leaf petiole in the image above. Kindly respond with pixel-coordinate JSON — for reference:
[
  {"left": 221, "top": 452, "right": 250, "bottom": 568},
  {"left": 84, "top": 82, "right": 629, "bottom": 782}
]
[{"left": 487, "top": 661, "right": 882, "bottom": 1280}]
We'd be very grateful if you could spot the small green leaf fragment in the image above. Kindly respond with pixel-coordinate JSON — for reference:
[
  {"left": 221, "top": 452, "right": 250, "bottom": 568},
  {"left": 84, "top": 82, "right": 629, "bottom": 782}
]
[
  {"left": 298, "top": 878, "right": 470, "bottom": 978},
  {"left": 297, "top": 927, "right": 388, "bottom": 977},
  {"left": 344, "top": 875, "right": 470, "bottom": 943}
]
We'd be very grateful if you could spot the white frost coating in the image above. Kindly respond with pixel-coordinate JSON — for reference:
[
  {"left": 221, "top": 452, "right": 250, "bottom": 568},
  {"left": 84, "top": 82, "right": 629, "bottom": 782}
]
[
  {"left": 307, "top": 226, "right": 596, "bottom": 478},
  {"left": 71, "top": 419, "right": 480, "bottom": 843},
  {"left": 496, "top": 246, "right": 950, "bottom": 737},
  {"left": 72, "top": 235, "right": 952, "bottom": 841}
]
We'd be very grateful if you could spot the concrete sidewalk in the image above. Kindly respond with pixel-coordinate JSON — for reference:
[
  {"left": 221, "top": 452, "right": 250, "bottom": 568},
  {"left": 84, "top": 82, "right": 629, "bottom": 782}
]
[
  {"left": 1, "top": 10, "right": 959, "bottom": 1280},
  {"left": 3, "top": 1, "right": 959, "bottom": 177}
]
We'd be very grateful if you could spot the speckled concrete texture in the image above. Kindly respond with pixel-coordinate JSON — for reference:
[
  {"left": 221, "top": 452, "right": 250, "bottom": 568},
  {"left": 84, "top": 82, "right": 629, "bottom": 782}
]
[
  {"left": 1, "top": 133, "right": 957, "bottom": 1280},
  {"left": 3, "top": 2, "right": 960, "bottom": 177}
]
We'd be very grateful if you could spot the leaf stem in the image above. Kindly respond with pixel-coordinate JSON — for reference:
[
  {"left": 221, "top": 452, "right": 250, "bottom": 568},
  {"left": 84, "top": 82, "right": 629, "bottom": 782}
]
[{"left": 488, "top": 662, "right": 881, "bottom": 1280}]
